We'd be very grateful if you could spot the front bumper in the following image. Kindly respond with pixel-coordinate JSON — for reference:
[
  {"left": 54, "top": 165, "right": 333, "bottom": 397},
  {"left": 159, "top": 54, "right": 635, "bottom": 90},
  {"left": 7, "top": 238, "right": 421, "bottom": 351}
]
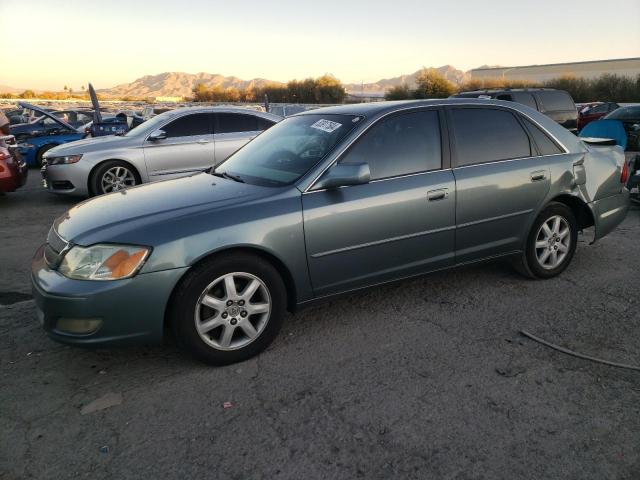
[
  {"left": 590, "top": 189, "right": 630, "bottom": 242},
  {"left": 31, "top": 245, "right": 188, "bottom": 346},
  {"left": 41, "top": 161, "right": 90, "bottom": 196}
]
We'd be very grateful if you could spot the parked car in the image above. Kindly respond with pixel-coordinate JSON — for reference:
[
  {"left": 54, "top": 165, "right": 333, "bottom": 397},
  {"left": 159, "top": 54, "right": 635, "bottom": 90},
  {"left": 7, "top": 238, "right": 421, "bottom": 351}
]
[
  {"left": 11, "top": 102, "right": 84, "bottom": 167},
  {"left": 602, "top": 105, "right": 640, "bottom": 151},
  {"left": 11, "top": 109, "right": 94, "bottom": 140},
  {"left": 32, "top": 99, "right": 629, "bottom": 365},
  {"left": 0, "top": 135, "right": 28, "bottom": 193},
  {"left": 577, "top": 102, "right": 619, "bottom": 131},
  {"left": 451, "top": 88, "right": 578, "bottom": 132},
  {"left": 51, "top": 109, "right": 96, "bottom": 129},
  {"left": 41, "top": 106, "right": 282, "bottom": 196}
]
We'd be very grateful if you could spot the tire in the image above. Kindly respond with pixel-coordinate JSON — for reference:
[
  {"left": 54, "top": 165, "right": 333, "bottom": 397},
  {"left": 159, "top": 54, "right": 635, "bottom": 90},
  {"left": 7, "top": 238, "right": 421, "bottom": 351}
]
[
  {"left": 513, "top": 202, "right": 578, "bottom": 279},
  {"left": 36, "top": 144, "right": 56, "bottom": 168},
  {"left": 169, "top": 253, "right": 287, "bottom": 365},
  {"left": 90, "top": 160, "right": 140, "bottom": 196}
]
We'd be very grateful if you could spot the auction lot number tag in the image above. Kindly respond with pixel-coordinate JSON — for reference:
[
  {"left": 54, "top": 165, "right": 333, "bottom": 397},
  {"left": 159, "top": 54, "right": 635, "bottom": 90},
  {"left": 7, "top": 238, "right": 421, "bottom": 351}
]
[{"left": 310, "top": 119, "right": 342, "bottom": 133}]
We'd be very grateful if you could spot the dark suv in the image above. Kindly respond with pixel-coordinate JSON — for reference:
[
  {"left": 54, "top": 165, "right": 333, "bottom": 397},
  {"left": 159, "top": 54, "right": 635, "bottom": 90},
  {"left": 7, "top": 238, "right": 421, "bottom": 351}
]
[{"left": 451, "top": 88, "right": 577, "bottom": 132}]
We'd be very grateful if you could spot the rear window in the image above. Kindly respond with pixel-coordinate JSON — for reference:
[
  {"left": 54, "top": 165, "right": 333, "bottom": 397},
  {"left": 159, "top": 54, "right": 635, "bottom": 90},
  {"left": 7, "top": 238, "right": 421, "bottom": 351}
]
[
  {"left": 451, "top": 108, "right": 531, "bottom": 166},
  {"left": 538, "top": 91, "right": 574, "bottom": 112},
  {"left": 512, "top": 92, "right": 538, "bottom": 110},
  {"left": 522, "top": 118, "right": 563, "bottom": 155}
]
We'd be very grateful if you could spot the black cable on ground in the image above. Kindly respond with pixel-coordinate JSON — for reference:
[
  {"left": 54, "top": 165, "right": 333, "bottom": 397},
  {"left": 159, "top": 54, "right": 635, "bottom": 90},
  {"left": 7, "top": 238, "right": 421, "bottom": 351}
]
[{"left": 520, "top": 330, "right": 640, "bottom": 372}]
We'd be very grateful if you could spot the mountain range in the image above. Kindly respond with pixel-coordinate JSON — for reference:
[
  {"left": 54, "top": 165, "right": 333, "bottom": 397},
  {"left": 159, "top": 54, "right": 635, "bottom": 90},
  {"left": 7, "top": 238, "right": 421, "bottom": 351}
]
[
  {"left": 1, "top": 65, "right": 475, "bottom": 98},
  {"left": 342, "top": 65, "right": 468, "bottom": 94},
  {"left": 97, "top": 65, "right": 470, "bottom": 98},
  {"left": 100, "top": 72, "right": 282, "bottom": 98}
]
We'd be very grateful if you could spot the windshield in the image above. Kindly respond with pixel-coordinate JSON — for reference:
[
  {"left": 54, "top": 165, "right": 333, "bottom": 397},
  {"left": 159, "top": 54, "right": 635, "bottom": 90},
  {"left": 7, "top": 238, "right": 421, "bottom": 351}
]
[
  {"left": 604, "top": 106, "right": 640, "bottom": 121},
  {"left": 214, "top": 114, "right": 360, "bottom": 186}
]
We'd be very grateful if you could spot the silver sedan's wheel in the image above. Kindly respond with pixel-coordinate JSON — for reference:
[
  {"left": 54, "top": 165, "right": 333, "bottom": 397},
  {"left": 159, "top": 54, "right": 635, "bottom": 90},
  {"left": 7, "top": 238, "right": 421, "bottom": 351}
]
[
  {"left": 194, "top": 272, "right": 271, "bottom": 351},
  {"left": 101, "top": 166, "right": 136, "bottom": 193},
  {"left": 534, "top": 215, "right": 571, "bottom": 270}
]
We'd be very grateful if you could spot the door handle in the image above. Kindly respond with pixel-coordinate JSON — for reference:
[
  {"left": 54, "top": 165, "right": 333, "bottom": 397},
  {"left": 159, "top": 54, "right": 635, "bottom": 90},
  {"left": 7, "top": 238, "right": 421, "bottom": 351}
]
[
  {"left": 530, "top": 170, "right": 546, "bottom": 182},
  {"left": 197, "top": 139, "right": 210, "bottom": 145},
  {"left": 427, "top": 188, "right": 448, "bottom": 201}
]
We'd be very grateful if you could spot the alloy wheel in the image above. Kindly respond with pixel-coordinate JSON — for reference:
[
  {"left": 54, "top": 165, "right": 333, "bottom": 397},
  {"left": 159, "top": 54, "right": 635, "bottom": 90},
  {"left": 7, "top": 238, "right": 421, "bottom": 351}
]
[
  {"left": 101, "top": 166, "right": 136, "bottom": 193},
  {"left": 194, "top": 272, "right": 271, "bottom": 351},
  {"left": 534, "top": 215, "right": 571, "bottom": 270}
]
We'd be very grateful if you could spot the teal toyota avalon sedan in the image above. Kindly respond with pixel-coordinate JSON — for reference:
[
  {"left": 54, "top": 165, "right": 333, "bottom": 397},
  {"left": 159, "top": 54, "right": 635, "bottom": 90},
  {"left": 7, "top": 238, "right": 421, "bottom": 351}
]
[{"left": 32, "top": 99, "right": 630, "bottom": 365}]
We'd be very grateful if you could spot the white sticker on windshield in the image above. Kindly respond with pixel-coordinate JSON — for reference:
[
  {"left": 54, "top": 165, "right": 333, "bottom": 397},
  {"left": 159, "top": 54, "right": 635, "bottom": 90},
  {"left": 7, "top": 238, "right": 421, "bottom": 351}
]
[{"left": 310, "top": 119, "right": 342, "bottom": 133}]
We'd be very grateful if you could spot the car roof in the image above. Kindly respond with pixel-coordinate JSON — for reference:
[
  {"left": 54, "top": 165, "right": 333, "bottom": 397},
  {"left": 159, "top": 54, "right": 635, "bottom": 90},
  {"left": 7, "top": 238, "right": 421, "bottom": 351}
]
[
  {"left": 293, "top": 98, "right": 538, "bottom": 117},
  {"left": 455, "top": 88, "right": 561, "bottom": 95},
  {"left": 164, "top": 106, "right": 282, "bottom": 122}
]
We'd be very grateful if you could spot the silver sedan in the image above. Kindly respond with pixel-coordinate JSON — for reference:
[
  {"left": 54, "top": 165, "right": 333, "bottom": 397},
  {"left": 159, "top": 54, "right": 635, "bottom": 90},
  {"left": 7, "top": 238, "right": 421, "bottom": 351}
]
[{"left": 41, "top": 106, "right": 282, "bottom": 196}]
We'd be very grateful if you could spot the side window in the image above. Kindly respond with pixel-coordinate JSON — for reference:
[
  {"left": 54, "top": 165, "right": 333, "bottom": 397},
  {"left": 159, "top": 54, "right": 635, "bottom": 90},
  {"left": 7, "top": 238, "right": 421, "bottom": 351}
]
[
  {"left": 590, "top": 104, "right": 608, "bottom": 114},
  {"left": 512, "top": 92, "right": 538, "bottom": 110},
  {"left": 257, "top": 117, "right": 276, "bottom": 131},
  {"left": 538, "top": 91, "right": 574, "bottom": 111},
  {"left": 215, "top": 113, "right": 258, "bottom": 133},
  {"left": 162, "top": 113, "right": 210, "bottom": 138},
  {"left": 521, "top": 117, "right": 563, "bottom": 156},
  {"left": 451, "top": 108, "right": 531, "bottom": 166},
  {"left": 496, "top": 94, "right": 513, "bottom": 101},
  {"left": 609, "top": 103, "right": 619, "bottom": 112},
  {"left": 340, "top": 110, "right": 441, "bottom": 180}
]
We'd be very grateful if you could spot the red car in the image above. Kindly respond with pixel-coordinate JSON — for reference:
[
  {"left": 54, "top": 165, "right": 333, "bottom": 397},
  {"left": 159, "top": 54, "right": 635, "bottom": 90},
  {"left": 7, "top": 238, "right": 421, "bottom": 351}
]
[
  {"left": 577, "top": 102, "right": 620, "bottom": 131},
  {"left": 0, "top": 135, "right": 28, "bottom": 193}
]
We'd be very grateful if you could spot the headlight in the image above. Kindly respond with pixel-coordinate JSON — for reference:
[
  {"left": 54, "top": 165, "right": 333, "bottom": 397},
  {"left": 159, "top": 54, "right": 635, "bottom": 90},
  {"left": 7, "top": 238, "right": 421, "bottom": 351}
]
[
  {"left": 46, "top": 154, "right": 82, "bottom": 165},
  {"left": 58, "top": 244, "right": 151, "bottom": 280}
]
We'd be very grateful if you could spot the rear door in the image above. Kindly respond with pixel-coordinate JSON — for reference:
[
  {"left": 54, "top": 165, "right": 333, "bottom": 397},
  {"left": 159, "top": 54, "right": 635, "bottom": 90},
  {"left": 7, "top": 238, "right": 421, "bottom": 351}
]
[
  {"left": 447, "top": 106, "right": 552, "bottom": 263},
  {"left": 213, "top": 113, "right": 275, "bottom": 165},
  {"left": 302, "top": 108, "right": 456, "bottom": 296},
  {"left": 144, "top": 112, "right": 214, "bottom": 180}
]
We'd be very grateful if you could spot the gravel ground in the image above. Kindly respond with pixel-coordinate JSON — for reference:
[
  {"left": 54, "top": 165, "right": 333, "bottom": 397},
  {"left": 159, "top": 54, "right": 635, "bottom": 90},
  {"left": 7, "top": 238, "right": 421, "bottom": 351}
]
[{"left": 1, "top": 173, "right": 639, "bottom": 479}]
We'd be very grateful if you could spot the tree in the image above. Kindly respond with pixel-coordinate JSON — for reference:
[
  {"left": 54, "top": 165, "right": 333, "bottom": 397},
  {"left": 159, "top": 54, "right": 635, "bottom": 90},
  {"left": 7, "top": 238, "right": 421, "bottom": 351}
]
[
  {"left": 385, "top": 84, "right": 412, "bottom": 100},
  {"left": 192, "top": 83, "right": 211, "bottom": 102},
  {"left": 413, "top": 68, "right": 455, "bottom": 99},
  {"left": 63, "top": 85, "right": 68, "bottom": 92},
  {"left": 20, "top": 90, "right": 36, "bottom": 99}
]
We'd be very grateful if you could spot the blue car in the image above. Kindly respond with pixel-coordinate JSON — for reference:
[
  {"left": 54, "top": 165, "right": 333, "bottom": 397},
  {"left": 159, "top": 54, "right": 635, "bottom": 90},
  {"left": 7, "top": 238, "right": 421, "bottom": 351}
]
[{"left": 13, "top": 102, "right": 84, "bottom": 167}]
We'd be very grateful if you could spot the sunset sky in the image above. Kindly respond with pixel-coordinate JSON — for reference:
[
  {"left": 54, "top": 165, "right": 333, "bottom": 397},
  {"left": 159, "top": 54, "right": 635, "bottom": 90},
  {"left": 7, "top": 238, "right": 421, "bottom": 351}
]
[{"left": 1, "top": 0, "right": 639, "bottom": 90}]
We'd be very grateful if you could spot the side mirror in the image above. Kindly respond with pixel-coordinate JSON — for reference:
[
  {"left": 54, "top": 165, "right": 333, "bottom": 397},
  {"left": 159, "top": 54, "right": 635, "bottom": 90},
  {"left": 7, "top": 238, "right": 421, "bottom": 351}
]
[
  {"left": 148, "top": 129, "right": 167, "bottom": 141},
  {"left": 314, "top": 162, "right": 370, "bottom": 190}
]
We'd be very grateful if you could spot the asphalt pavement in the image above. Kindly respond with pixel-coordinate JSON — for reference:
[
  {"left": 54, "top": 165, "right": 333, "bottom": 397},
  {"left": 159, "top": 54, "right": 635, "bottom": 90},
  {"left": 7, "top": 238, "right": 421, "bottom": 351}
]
[{"left": 1, "top": 173, "right": 639, "bottom": 479}]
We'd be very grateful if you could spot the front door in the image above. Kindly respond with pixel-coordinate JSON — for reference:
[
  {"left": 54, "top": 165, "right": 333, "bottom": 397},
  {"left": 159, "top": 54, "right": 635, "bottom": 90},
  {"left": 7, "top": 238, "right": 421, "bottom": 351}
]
[
  {"left": 144, "top": 112, "right": 215, "bottom": 180},
  {"left": 447, "top": 106, "right": 552, "bottom": 263},
  {"left": 302, "top": 109, "right": 456, "bottom": 296}
]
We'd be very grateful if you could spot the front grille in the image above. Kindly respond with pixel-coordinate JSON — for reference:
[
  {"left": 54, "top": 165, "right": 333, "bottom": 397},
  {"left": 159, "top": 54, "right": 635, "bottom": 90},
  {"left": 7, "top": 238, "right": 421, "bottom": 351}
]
[{"left": 44, "top": 227, "right": 69, "bottom": 268}]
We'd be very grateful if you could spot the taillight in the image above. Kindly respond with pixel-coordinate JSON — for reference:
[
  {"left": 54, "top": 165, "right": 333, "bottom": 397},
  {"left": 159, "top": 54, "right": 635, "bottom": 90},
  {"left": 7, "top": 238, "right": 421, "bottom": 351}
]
[{"left": 621, "top": 161, "right": 629, "bottom": 185}]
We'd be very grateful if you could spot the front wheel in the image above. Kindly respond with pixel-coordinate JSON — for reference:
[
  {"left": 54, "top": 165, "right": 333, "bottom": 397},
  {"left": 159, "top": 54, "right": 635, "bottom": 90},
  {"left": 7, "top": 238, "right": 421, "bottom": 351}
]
[
  {"left": 91, "top": 160, "right": 139, "bottom": 196},
  {"left": 169, "top": 253, "right": 287, "bottom": 365},
  {"left": 514, "top": 202, "right": 578, "bottom": 279}
]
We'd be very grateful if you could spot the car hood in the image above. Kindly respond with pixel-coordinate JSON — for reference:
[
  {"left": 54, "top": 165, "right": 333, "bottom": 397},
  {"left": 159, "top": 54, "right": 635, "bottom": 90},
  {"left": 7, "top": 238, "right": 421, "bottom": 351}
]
[
  {"left": 54, "top": 173, "right": 270, "bottom": 244},
  {"left": 47, "top": 134, "right": 131, "bottom": 155}
]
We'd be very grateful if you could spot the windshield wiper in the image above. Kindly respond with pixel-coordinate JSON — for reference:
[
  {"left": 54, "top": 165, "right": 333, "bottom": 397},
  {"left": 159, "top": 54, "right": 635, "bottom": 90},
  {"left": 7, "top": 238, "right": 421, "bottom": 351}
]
[{"left": 212, "top": 170, "right": 245, "bottom": 183}]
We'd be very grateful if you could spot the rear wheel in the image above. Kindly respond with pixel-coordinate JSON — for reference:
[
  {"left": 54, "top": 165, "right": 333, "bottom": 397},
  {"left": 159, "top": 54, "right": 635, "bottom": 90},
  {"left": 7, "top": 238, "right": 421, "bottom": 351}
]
[
  {"left": 169, "top": 253, "right": 286, "bottom": 365},
  {"left": 514, "top": 202, "right": 578, "bottom": 279},
  {"left": 90, "top": 160, "right": 139, "bottom": 196}
]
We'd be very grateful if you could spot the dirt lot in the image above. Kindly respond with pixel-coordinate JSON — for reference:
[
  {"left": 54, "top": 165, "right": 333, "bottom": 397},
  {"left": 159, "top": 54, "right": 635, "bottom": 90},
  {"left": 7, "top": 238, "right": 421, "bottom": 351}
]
[{"left": 1, "top": 173, "right": 639, "bottom": 479}]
